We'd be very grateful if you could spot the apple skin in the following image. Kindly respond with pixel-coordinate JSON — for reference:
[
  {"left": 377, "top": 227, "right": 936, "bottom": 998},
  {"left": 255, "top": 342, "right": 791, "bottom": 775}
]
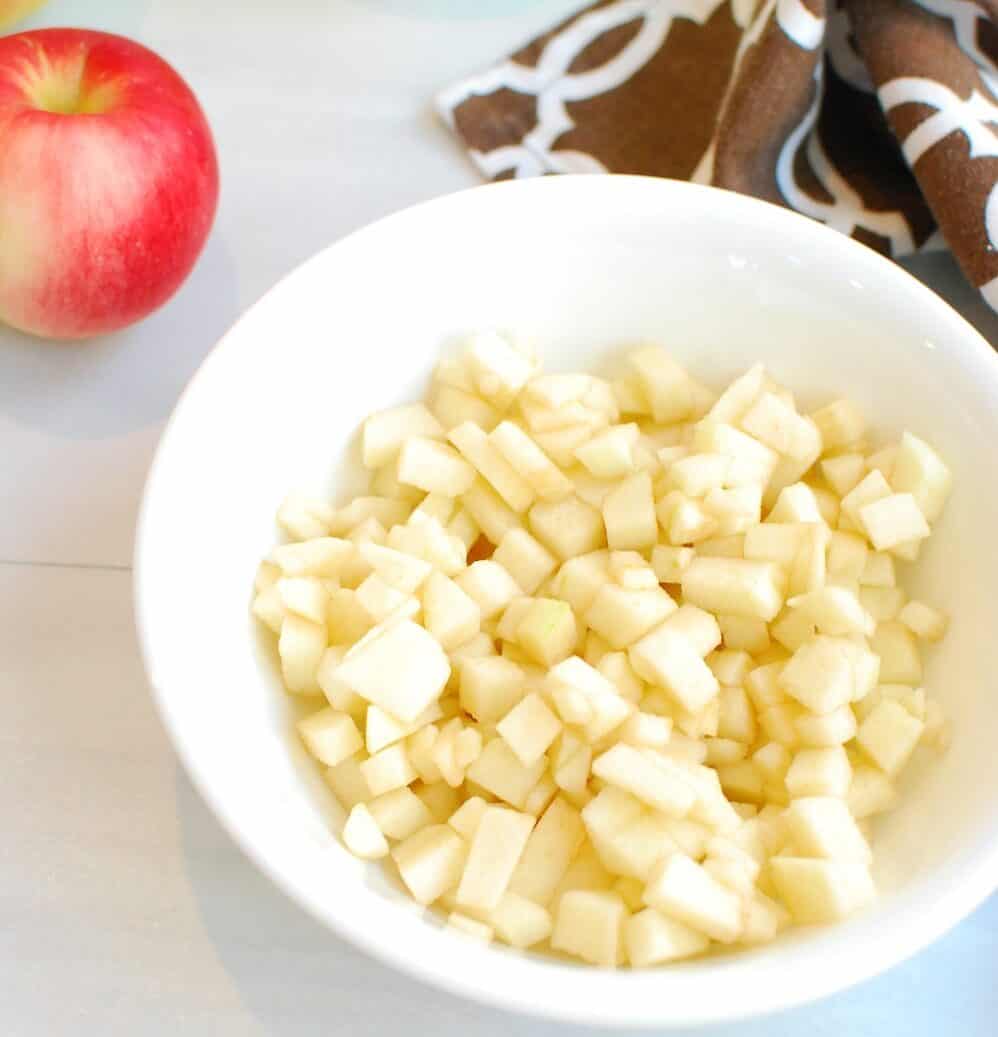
[
  {"left": 0, "top": 1, "right": 47, "bottom": 30},
  {"left": 0, "top": 29, "right": 219, "bottom": 339}
]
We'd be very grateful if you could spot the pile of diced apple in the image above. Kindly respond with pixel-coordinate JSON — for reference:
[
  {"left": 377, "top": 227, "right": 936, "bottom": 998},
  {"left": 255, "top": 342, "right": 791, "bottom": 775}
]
[{"left": 253, "top": 332, "right": 952, "bottom": 968}]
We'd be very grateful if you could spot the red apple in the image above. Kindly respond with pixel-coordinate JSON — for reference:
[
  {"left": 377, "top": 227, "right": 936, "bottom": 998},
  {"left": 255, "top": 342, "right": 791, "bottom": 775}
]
[{"left": 0, "top": 29, "right": 219, "bottom": 339}]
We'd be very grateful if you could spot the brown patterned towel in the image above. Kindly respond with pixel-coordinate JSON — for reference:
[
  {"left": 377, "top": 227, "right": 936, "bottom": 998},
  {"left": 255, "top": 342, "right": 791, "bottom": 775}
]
[{"left": 437, "top": 0, "right": 998, "bottom": 312}]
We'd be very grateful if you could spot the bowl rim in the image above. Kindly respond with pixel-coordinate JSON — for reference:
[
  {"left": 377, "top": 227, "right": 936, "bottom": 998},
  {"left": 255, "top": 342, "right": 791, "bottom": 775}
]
[{"left": 134, "top": 174, "right": 998, "bottom": 1028}]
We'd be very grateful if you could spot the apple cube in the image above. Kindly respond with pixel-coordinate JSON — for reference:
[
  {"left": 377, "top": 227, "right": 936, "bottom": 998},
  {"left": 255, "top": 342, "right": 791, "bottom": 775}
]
[
  {"left": 552, "top": 551, "right": 609, "bottom": 614},
  {"left": 629, "top": 627, "right": 720, "bottom": 714},
  {"left": 598, "top": 470, "right": 656, "bottom": 551},
  {"left": 430, "top": 381, "right": 502, "bottom": 432},
  {"left": 396, "top": 437, "right": 476, "bottom": 497},
  {"left": 342, "top": 803, "right": 390, "bottom": 860},
  {"left": 456, "top": 805, "right": 535, "bottom": 911},
  {"left": 408, "top": 723, "right": 443, "bottom": 785},
  {"left": 785, "top": 797, "right": 872, "bottom": 864},
  {"left": 487, "top": 421, "right": 580, "bottom": 501},
  {"left": 491, "top": 892, "right": 553, "bottom": 948},
  {"left": 769, "top": 856, "right": 875, "bottom": 923},
  {"left": 392, "top": 824, "right": 468, "bottom": 905},
  {"left": 551, "top": 890, "right": 628, "bottom": 966},
  {"left": 740, "top": 391, "right": 822, "bottom": 461},
  {"left": 415, "top": 782, "right": 463, "bottom": 824},
  {"left": 598, "top": 651, "right": 645, "bottom": 703},
  {"left": 651, "top": 545, "right": 694, "bottom": 584},
  {"left": 620, "top": 711, "right": 673, "bottom": 748},
  {"left": 681, "top": 557, "right": 784, "bottom": 621},
  {"left": 278, "top": 614, "right": 327, "bottom": 695},
  {"left": 459, "top": 656, "right": 526, "bottom": 722},
  {"left": 298, "top": 708, "right": 363, "bottom": 767},
  {"left": 362, "top": 403, "right": 444, "bottom": 469},
  {"left": 821, "top": 453, "right": 866, "bottom": 496},
  {"left": 508, "top": 796, "right": 586, "bottom": 905},
  {"left": 716, "top": 686, "right": 756, "bottom": 743},
  {"left": 788, "top": 587, "right": 873, "bottom": 637},
  {"left": 810, "top": 398, "right": 866, "bottom": 453},
  {"left": 586, "top": 585, "right": 677, "bottom": 649},
  {"left": 575, "top": 423, "right": 639, "bottom": 478},
  {"left": 668, "top": 453, "right": 731, "bottom": 497},
  {"left": 860, "top": 493, "right": 930, "bottom": 551},
  {"left": 718, "top": 614, "right": 770, "bottom": 653},
  {"left": 856, "top": 699, "right": 924, "bottom": 776},
  {"left": 860, "top": 550, "right": 896, "bottom": 588},
  {"left": 456, "top": 560, "right": 521, "bottom": 620},
  {"left": 466, "top": 737, "right": 547, "bottom": 809},
  {"left": 871, "top": 621, "right": 922, "bottom": 684},
  {"left": 628, "top": 346, "right": 693, "bottom": 424},
  {"left": 665, "top": 495, "right": 718, "bottom": 545},
  {"left": 592, "top": 744, "right": 696, "bottom": 818},
  {"left": 354, "top": 573, "right": 414, "bottom": 625},
  {"left": 528, "top": 494, "right": 606, "bottom": 560},
  {"left": 785, "top": 746, "right": 852, "bottom": 798},
  {"left": 795, "top": 704, "right": 857, "bottom": 747},
  {"left": 271, "top": 537, "right": 354, "bottom": 579},
  {"left": 355, "top": 541, "right": 432, "bottom": 594},
  {"left": 420, "top": 570, "right": 480, "bottom": 651},
  {"left": 891, "top": 431, "right": 951, "bottom": 523},
  {"left": 547, "top": 657, "right": 633, "bottom": 742},
  {"left": 743, "top": 523, "right": 806, "bottom": 565},
  {"left": 325, "top": 756, "right": 373, "bottom": 810},
  {"left": 533, "top": 423, "right": 601, "bottom": 469},
  {"left": 705, "top": 738, "right": 748, "bottom": 766},
  {"left": 498, "top": 692, "right": 562, "bottom": 766},
  {"left": 491, "top": 528, "right": 557, "bottom": 595},
  {"left": 460, "top": 478, "right": 520, "bottom": 545},
  {"left": 448, "top": 421, "right": 535, "bottom": 513},
  {"left": 610, "top": 551, "right": 659, "bottom": 590},
  {"left": 780, "top": 637, "right": 855, "bottom": 713},
  {"left": 859, "top": 586, "right": 907, "bottom": 622},
  {"left": 335, "top": 619, "right": 449, "bottom": 722},
  {"left": 368, "top": 788, "right": 433, "bottom": 841},
  {"left": 847, "top": 764, "right": 896, "bottom": 819},
  {"left": 360, "top": 743, "right": 417, "bottom": 797},
  {"left": 694, "top": 422, "right": 778, "bottom": 487},
  {"left": 643, "top": 853, "right": 742, "bottom": 942},
  {"left": 898, "top": 600, "right": 948, "bottom": 641},
  {"left": 276, "top": 493, "right": 331, "bottom": 541},
  {"left": 466, "top": 330, "right": 536, "bottom": 405}
]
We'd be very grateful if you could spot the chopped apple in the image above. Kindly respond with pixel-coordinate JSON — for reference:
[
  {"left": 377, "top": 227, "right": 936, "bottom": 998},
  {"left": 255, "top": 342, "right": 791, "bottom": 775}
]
[
  {"left": 456, "top": 805, "right": 535, "bottom": 911},
  {"left": 603, "top": 471, "right": 657, "bottom": 550},
  {"left": 785, "top": 797, "right": 872, "bottom": 864},
  {"left": 592, "top": 744, "right": 696, "bottom": 818},
  {"left": 586, "top": 584, "right": 677, "bottom": 649},
  {"left": 870, "top": 621, "right": 922, "bottom": 684},
  {"left": 898, "top": 600, "right": 948, "bottom": 641},
  {"left": 278, "top": 614, "right": 327, "bottom": 695},
  {"left": 498, "top": 692, "right": 562, "bottom": 766},
  {"left": 342, "top": 803, "right": 390, "bottom": 859},
  {"left": 368, "top": 788, "right": 433, "bottom": 841},
  {"left": 769, "top": 856, "right": 874, "bottom": 923},
  {"left": 682, "top": 557, "right": 784, "bottom": 621},
  {"left": 392, "top": 824, "right": 468, "bottom": 905},
  {"left": 856, "top": 699, "right": 924, "bottom": 776},
  {"left": 643, "top": 853, "right": 741, "bottom": 942},
  {"left": 628, "top": 346, "right": 693, "bottom": 424},
  {"left": 528, "top": 494, "right": 606, "bottom": 560},
  {"left": 362, "top": 403, "right": 444, "bottom": 469},
  {"left": 860, "top": 493, "right": 930, "bottom": 551},
  {"left": 629, "top": 627, "right": 720, "bottom": 714},
  {"left": 785, "top": 746, "right": 851, "bottom": 798},
  {"left": 492, "top": 528, "right": 557, "bottom": 594},
  {"left": 459, "top": 656, "right": 527, "bottom": 722},
  {"left": 456, "top": 560, "right": 522, "bottom": 620},
  {"left": 547, "top": 656, "right": 633, "bottom": 742},
  {"left": 298, "top": 708, "right": 363, "bottom": 767},
  {"left": 575, "top": 423, "right": 640, "bottom": 479},
  {"left": 465, "top": 737, "right": 547, "bottom": 810},
  {"left": 810, "top": 398, "right": 865, "bottom": 453},
  {"left": 891, "top": 431, "right": 952, "bottom": 523},
  {"left": 422, "top": 571, "right": 481, "bottom": 651}
]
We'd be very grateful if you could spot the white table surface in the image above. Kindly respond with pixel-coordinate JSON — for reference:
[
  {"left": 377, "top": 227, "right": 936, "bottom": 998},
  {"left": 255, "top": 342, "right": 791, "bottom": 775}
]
[{"left": 3, "top": 2, "right": 996, "bottom": 1033}]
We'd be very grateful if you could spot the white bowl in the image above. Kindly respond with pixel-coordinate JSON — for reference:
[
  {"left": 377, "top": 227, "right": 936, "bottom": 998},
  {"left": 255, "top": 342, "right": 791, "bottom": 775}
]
[{"left": 135, "top": 176, "right": 998, "bottom": 1028}]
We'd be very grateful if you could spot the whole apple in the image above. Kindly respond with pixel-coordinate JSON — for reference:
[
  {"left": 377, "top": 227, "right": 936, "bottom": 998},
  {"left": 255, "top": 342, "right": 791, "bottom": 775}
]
[{"left": 0, "top": 29, "right": 219, "bottom": 339}]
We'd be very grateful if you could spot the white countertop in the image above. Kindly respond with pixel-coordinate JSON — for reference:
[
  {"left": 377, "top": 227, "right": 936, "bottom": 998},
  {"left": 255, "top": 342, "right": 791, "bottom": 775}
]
[{"left": 3, "top": 2, "right": 996, "bottom": 1033}]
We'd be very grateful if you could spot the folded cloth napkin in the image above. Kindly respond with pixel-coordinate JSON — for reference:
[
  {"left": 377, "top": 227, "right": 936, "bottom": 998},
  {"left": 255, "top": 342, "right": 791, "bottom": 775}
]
[{"left": 438, "top": 0, "right": 998, "bottom": 311}]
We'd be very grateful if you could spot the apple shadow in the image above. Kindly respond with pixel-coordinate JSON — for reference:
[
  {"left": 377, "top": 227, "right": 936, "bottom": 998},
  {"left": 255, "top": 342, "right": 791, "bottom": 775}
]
[
  {"left": 0, "top": 232, "right": 239, "bottom": 441},
  {"left": 174, "top": 764, "right": 996, "bottom": 1037}
]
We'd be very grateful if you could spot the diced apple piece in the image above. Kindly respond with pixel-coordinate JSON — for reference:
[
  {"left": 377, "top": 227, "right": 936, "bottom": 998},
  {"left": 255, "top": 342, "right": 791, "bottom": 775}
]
[
  {"left": 354, "top": 573, "right": 413, "bottom": 624},
  {"left": 665, "top": 494, "right": 718, "bottom": 545},
  {"left": 525, "top": 372, "right": 592, "bottom": 409},
  {"left": 658, "top": 605, "right": 722, "bottom": 657},
  {"left": 619, "top": 711, "right": 673, "bottom": 748},
  {"left": 547, "top": 656, "right": 633, "bottom": 742},
  {"left": 586, "top": 584, "right": 678, "bottom": 650},
  {"left": 456, "top": 805, "right": 535, "bottom": 911},
  {"left": 743, "top": 523, "right": 806, "bottom": 565},
  {"left": 847, "top": 763, "right": 897, "bottom": 819},
  {"left": 368, "top": 788, "right": 433, "bottom": 841},
  {"left": 766, "top": 482, "right": 823, "bottom": 525},
  {"left": 396, "top": 437, "right": 476, "bottom": 497},
  {"left": 430, "top": 382, "right": 502, "bottom": 432},
  {"left": 466, "top": 738, "right": 547, "bottom": 809},
  {"left": 550, "top": 890, "right": 628, "bottom": 968},
  {"left": 271, "top": 537, "right": 353, "bottom": 579},
  {"left": 279, "top": 614, "right": 327, "bottom": 695},
  {"left": 821, "top": 453, "right": 866, "bottom": 496},
  {"left": 898, "top": 600, "right": 948, "bottom": 641},
  {"left": 795, "top": 704, "right": 856, "bottom": 747},
  {"left": 788, "top": 587, "right": 873, "bottom": 637},
  {"left": 592, "top": 744, "right": 696, "bottom": 818},
  {"left": 628, "top": 346, "right": 693, "bottom": 424},
  {"left": 859, "top": 493, "right": 930, "bottom": 551},
  {"left": 780, "top": 637, "right": 855, "bottom": 713},
  {"left": 342, "top": 804, "right": 390, "bottom": 859},
  {"left": 298, "top": 708, "right": 363, "bottom": 766},
  {"left": 459, "top": 656, "right": 526, "bottom": 723},
  {"left": 277, "top": 493, "right": 330, "bottom": 541},
  {"left": 528, "top": 494, "right": 606, "bottom": 561},
  {"left": 603, "top": 471, "right": 657, "bottom": 550},
  {"left": 810, "top": 398, "right": 865, "bottom": 453},
  {"left": 460, "top": 478, "right": 519, "bottom": 546},
  {"left": 770, "top": 856, "right": 875, "bottom": 923},
  {"left": 355, "top": 541, "right": 432, "bottom": 594},
  {"left": 643, "top": 853, "right": 741, "bottom": 942},
  {"left": 421, "top": 571, "right": 480, "bottom": 651},
  {"left": 575, "top": 423, "right": 640, "bottom": 479},
  {"left": 891, "top": 432, "right": 951, "bottom": 523},
  {"left": 694, "top": 422, "right": 777, "bottom": 487},
  {"left": 716, "top": 685, "right": 756, "bottom": 743},
  {"left": 336, "top": 619, "right": 449, "bottom": 721},
  {"left": 252, "top": 584, "right": 286, "bottom": 633},
  {"left": 826, "top": 530, "right": 868, "bottom": 585},
  {"left": 629, "top": 627, "right": 720, "bottom": 714},
  {"left": 856, "top": 699, "right": 924, "bottom": 776},
  {"left": 508, "top": 797, "right": 586, "bottom": 905},
  {"left": 740, "top": 392, "right": 822, "bottom": 461},
  {"left": 466, "top": 330, "right": 536, "bottom": 405},
  {"left": 448, "top": 421, "right": 535, "bottom": 513},
  {"left": 362, "top": 403, "right": 444, "bottom": 469},
  {"left": 667, "top": 453, "right": 729, "bottom": 497},
  {"left": 860, "top": 551, "right": 896, "bottom": 588},
  {"left": 718, "top": 614, "right": 770, "bottom": 653},
  {"left": 392, "top": 825, "right": 468, "bottom": 905},
  {"left": 491, "top": 528, "right": 556, "bottom": 595},
  {"left": 447, "top": 795, "right": 489, "bottom": 841},
  {"left": 360, "top": 743, "right": 417, "bottom": 797},
  {"left": 785, "top": 797, "right": 872, "bottom": 864},
  {"left": 650, "top": 545, "right": 693, "bottom": 584},
  {"left": 498, "top": 692, "right": 562, "bottom": 766},
  {"left": 325, "top": 756, "right": 372, "bottom": 810},
  {"left": 456, "top": 560, "right": 521, "bottom": 620},
  {"left": 786, "top": 746, "right": 851, "bottom": 798},
  {"left": 859, "top": 586, "right": 907, "bottom": 622},
  {"left": 491, "top": 892, "right": 553, "bottom": 948},
  {"left": 551, "top": 551, "right": 609, "bottom": 614},
  {"left": 329, "top": 496, "right": 411, "bottom": 537},
  {"left": 682, "top": 557, "right": 784, "bottom": 621},
  {"left": 871, "top": 621, "right": 922, "bottom": 684},
  {"left": 415, "top": 782, "right": 463, "bottom": 824}
]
